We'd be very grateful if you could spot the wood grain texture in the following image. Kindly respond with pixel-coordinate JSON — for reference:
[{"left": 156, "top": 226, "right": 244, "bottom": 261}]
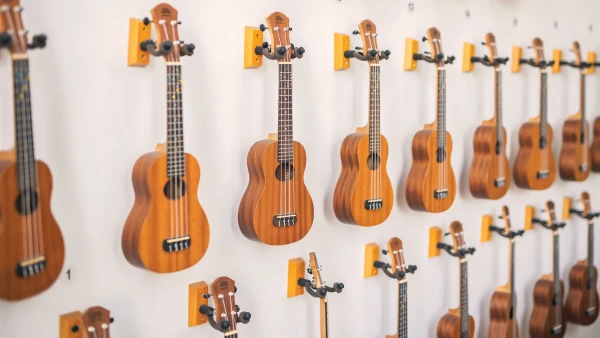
[
  {"left": 122, "top": 149, "right": 209, "bottom": 273},
  {"left": 405, "top": 129, "right": 456, "bottom": 213},
  {"left": 0, "top": 157, "right": 64, "bottom": 301},
  {"left": 565, "top": 261, "right": 599, "bottom": 325},
  {"left": 435, "top": 309, "right": 475, "bottom": 338},
  {"left": 591, "top": 117, "right": 600, "bottom": 172},
  {"left": 238, "top": 139, "right": 314, "bottom": 245},
  {"left": 468, "top": 123, "right": 510, "bottom": 200},
  {"left": 333, "top": 132, "right": 393, "bottom": 226},
  {"left": 489, "top": 290, "right": 519, "bottom": 338},
  {"left": 558, "top": 117, "right": 590, "bottom": 181},
  {"left": 513, "top": 121, "right": 556, "bottom": 190},
  {"left": 529, "top": 278, "right": 566, "bottom": 338}
]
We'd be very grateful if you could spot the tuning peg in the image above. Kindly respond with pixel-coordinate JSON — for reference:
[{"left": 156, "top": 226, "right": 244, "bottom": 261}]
[
  {"left": 236, "top": 305, "right": 240, "bottom": 312},
  {"left": 28, "top": 34, "right": 47, "bottom": 49},
  {"left": 467, "top": 247, "right": 476, "bottom": 255},
  {"left": 444, "top": 232, "right": 451, "bottom": 237},
  {"left": 259, "top": 24, "right": 268, "bottom": 31},
  {"left": 0, "top": 32, "right": 10, "bottom": 48},
  {"left": 481, "top": 41, "right": 486, "bottom": 46},
  {"left": 288, "top": 27, "right": 293, "bottom": 31},
  {"left": 352, "top": 30, "right": 359, "bottom": 35},
  {"left": 355, "top": 46, "right": 363, "bottom": 50},
  {"left": 422, "top": 36, "right": 428, "bottom": 42},
  {"left": 397, "top": 271, "right": 406, "bottom": 278},
  {"left": 445, "top": 55, "right": 456, "bottom": 64},
  {"left": 234, "top": 286, "right": 238, "bottom": 293},
  {"left": 110, "top": 317, "right": 115, "bottom": 324},
  {"left": 239, "top": 311, "right": 251, "bottom": 324},
  {"left": 143, "top": 17, "right": 152, "bottom": 25},
  {"left": 407, "top": 265, "right": 418, "bottom": 273},
  {"left": 381, "top": 249, "right": 388, "bottom": 255},
  {"left": 180, "top": 43, "right": 195, "bottom": 56}
]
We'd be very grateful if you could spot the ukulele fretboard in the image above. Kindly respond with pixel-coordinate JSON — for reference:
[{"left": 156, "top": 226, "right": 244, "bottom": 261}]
[
  {"left": 540, "top": 71, "right": 548, "bottom": 141},
  {"left": 13, "top": 58, "right": 38, "bottom": 190},
  {"left": 495, "top": 69, "right": 503, "bottom": 145},
  {"left": 580, "top": 73, "right": 586, "bottom": 141},
  {"left": 398, "top": 280, "right": 408, "bottom": 338},
  {"left": 166, "top": 64, "right": 186, "bottom": 177},
  {"left": 460, "top": 260, "right": 469, "bottom": 336},
  {"left": 437, "top": 69, "right": 447, "bottom": 149},
  {"left": 278, "top": 62, "right": 294, "bottom": 163},
  {"left": 369, "top": 64, "right": 381, "bottom": 153}
]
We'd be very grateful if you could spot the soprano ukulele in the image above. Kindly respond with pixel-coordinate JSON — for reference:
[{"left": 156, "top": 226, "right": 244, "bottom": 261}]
[
  {"left": 436, "top": 221, "right": 475, "bottom": 338},
  {"left": 81, "top": 306, "right": 112, "bottom": 338},
  {"left": 489, "top": 206, "right": 520, "bottom": 338},
  {"left": 0, "top": 0, "right": 65, "bottom": 301},
  {"left": 405, "top": 27, "right": 456, "bottom": 213},
  {"left": 205, "top": 277, "right": 251, "bottom": 338},
  {"left": 122, "top": 3, "right": 209, "bottom": 273},
  {"left": 468, "top": 33, "right": 510, "bottom": 200},
  {"left": 592, "top": 117, "right": 600, "bottom": 171},
  {"left": 333, "top": 19, "right": 393, "bottom": 226},
  {"left": 306, "top": 252, "right": 343, "bottom": 338},
  {"left": 529, "top": 201, "right": 566, "bottom": 338},
  {"left": 384, "top": 237, "right": 415, "bottom": 338},
  {"left": 513, "top": 38, "right": 557, "bottom": 190},
  {"left": 558, "top": 42, "right": 590, "bottom": 182},
  {"left": 565, "top": 192, "right": 599, "bottom": 325},
  {"left": 238, "top": 12, "right": 313, "bottom": 245}
]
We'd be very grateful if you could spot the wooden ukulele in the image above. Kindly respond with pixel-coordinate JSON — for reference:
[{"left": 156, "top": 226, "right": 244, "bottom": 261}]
[
  {"left": 238, "top": 12, "right": 313, "bottom": 245},
  {"left": 59, "top": 306, "right": 112, "bottom": 338},
  {"left": 0, "top": 0, "right": 65, "bottom": 301},
  {"left": 308, "top": 252, "right": 332, "bottom": 338},
  {"left": 436, "top": 221, "right": 475, "bottom": 338},
  {"left": 513, "top": 38, "right": 557, "bottom": 190},
  {"left": 565, "top": 192, "right": 599, "bottom": 325},
  {"left": 468, "top": 33, "right": 511, "bottom": 200},
  {"left": 592, "top": 117, "right": 600, "bottom": 172},
  {"left": 384, "top": 237, "right": 415, "bottom": 338},
  {"left": 333, "top": 20, "right": 392, "bottom": 226},
  {"left": 122, "top": 3, "right": 209, "bottom": 273},
  {"left": 489, "top": 206, "right": 520, "bottom": 338},
  {"left": 558, "top": 42, "right": 590, "bottom": 182},
  {"left": 529, "top": 201, "right": 566, "bottom": 338},
  {"left": 406, "top": 27, "right": 456, "bottom": 213},
  {"left": 204, "top": 276, "right": 251, "bottom": 337}
]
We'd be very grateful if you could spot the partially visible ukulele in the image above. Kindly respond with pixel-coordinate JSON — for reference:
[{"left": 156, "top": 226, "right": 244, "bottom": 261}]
[
  {"left": 436, "top": 221, "right": 475, "bottom": 338},
  {"left": 122, "top": 3, "right": 209, "bottom": 273},
  {"left": 513, "top": 38, "right": 557, "bottom": 190},
  {"left": 468, "top": 33, "right": 510, "bottom": 200},
  {"left": 384, "top": 237, "right": 415, "bottom": 338},
  {"left": 333, "top": 19, "right": 393, "bottom": 226},
  {"left": 529, "top": 201, "right": 566, "bottom": 338},
  {"left": 489, "top": 206, "right": 519, "bottom": 338},
  {"left": 406, "top": 27, "right": 456, "bottom": 213},
  {"left": 558, "top": 42, "right": 590, "bottom": 181},
  {"left": 81, "top": 306, "right": 112, "bottom": 338},
  {"left": 0, "top": 0, "right": 65, "bottom": 301},
  {"left": 238, "top": 12, "right": 313, "bottom": 245},
  {"left": 590, "top": 117, "right": 600, "bottom": 172},
  {"left": 307, "top": 252, "right": 344, "bottom": 338},
  {"left": 565, "top": 192, "right": 599, "bottom": 325},
  {"left": 207, "top": 276, "right": 251, "bottom": 338}
]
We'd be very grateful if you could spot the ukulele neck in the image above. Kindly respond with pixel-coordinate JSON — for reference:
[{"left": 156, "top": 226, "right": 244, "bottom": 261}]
[
  {"left": 369, "top": 64, "right": 381, "bottom": 153},
  {"left": 588, "top": 218, "right": 595, "bottom": 284},
  {"left": 166, "top": 63, "right": 186, "bottom": 178},
  {"left": 580, "top": 71, "right": 586, "bottom": 140},
  {"left": 459, "top": 259, "right": 469, "bottom": 336},
  {"left": 494, "top": 69, "right": 503, "bottom": 144},
  {"left": 436, "top": 68, "right": 447, "bottom": 149},
  {"left": 508, "top": 238, "right": 516, "bottom": 310},
  {"left": 398, "top": 280, "right": 408, "bottom": 338},
  {"left": 278, "top": 62, "right": 294, "bottom": 163},
  {"left": 12, "top": 57, "right": 38, "bottom": 190},
  {"left": 539, "top": 71, "right": 548, "bottom": 141},
  {"left": 320, "top": 297, "right": 328, "bottom": 338}
]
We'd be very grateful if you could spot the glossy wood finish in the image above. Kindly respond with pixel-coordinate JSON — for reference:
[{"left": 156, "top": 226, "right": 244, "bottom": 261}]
[
  {"left": 559, "top": 118, "right": 590, "bottom": 181},
  {"left": 436, "top": 309, "right": 475, "bottom": 338},
  {"left": 513, "top": 120, "right": 556, "bottom": 190},
  {"left": 238, "top": 140, "right": 313, "bottom": 245},
  {"left": 469, "top": 124, "right": 510, "bottom": 199},
  {"left": 566, "top": 262, "right": 599, "bottom": 325},
  {"left": 122, "top": 148, "right": 209, "bottom": 273},
  {"left": 0, "top": 157, "right": 64, "bottom": 301},
  {"left": 405, "top": 129, "right": 456, "bottom": 213},
  {"left": 489, "top": 291, "right": 519, "bottom": 338},
  {"left": 591, "top": 117, "right": 600, "bottom": 172},
  {"left": 529, "top": 278, "right": 566, "bottom": 338},
  {"left": 333, "top": 132, "right": 393, "bottom": 226}
]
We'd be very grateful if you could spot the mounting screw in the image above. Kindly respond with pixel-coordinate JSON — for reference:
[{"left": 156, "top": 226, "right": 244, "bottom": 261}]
[
  {"left": 590, "top": 24, "right": 593, "bottom": 32},
  {"left": 513, "top": 18, "right": 518, "bottom": 26},
  {"left": 408, "top": 2, "right": 414, "bottom": 12},
  {"left": 554, "top": 21, "right": 558, "bottom": 28},
  {"left": 465, "top": 10, "right": 470, "bottom": 18}
]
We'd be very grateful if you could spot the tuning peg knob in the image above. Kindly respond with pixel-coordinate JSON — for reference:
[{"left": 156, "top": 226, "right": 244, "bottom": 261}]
[
  {"left": 481, "top": 41, "right": 486, "bottom": 46},
  {"left": 422, "top": 36, "right": 428, "bottom": 42},
  {"left": 468, "top": 247, "right": 476, "bottom": 255},
  {"left": 202, "top": 293, "right": 211, "bottom": 299},
  {"left": 288, "top": 27, "right": 293, "bottom": 31},
  {"left": 368, "top": 50, "right": 377, "bottom": 57},
  {"left": 143, "top": 17, "right": 151, "bottom": 25},
  {"left": 381, "top": 249, "right": 388, "bottom": 255},
  {"left": 383, "top": 50, "right": 391, "bottom": 57},
  {"left": 110, "top": 317, "right": 115, "bottom": 324},
  {"left": 297, "top": 46, "right": 305, "bottom": 56},
  {"left": 239, "top": 311, "right": 252, "bottom": 323},
  {"left": 408, "top": 265, "right": 418, "bottom": 273},
  {"left": 0, "top": 33, "right": 10, "bottom": 47},
  {"left": 352, "top": 30, "right": 359, "bottom": 35},
  {"left": 259, "top": 24, "right": 268, "bottom": 31}
]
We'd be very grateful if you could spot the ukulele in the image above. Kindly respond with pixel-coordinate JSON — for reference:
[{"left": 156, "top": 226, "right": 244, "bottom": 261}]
[
  {"left": 308, "top": 252, "right": 329, "bottom": 338},
  {"left": 385, "top": 237, "right": 412, "bottom": 338},
  {"left": 468, "top": 33, "right": 510, "bottom": 200},
  {"left": 489, "top": 206, "right": 519, "bottom": 338},
  {"left": 513, "top": 38, "right": 557, "bottom": 190},
  {"left": 0, "top": 0, "right": 65, "bottom": 301},
  {"left": 209, "top": 276, "right": 245, "bottom": 338},
  {"left": 590, "top": 116, "right": 600, "bottom": 172},
  {"left": 529, "top": 201, "right": 566, "bottom": 338},
  {"left": 122, "top": 3, "right": 209, "bottom": 273},
  {"left": 405, "top": 27, "right": 456, "bottom": 213},
  {"left": 436, "top": 221, "right": 475, "bottom": 338},
  {"left": 565, "top": 192, "right": 599, "bottom": 325},
  {"left": 238, "top": 12, "right": 314, "bottom": 245},
  {"left": 558, "top": 42, "right": 590, "bottom": 182},
  {"left": 333, "top": 19, "right": 393, "bottom": 226},
  {"left": 81, "top": 306, "right": 112, "bottom": 338}
]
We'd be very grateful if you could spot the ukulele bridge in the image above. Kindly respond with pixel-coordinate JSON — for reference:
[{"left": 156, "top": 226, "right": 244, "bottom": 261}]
[
  {"left": 494, "top": 177, "right": 506, "bottom": 187},
  {"left": 364, "top": 199, "right": 383, "bottom": 210},
  {"left": 16, "top": 255, "right": 46, "bottom": 278},
  {"left": 586, "top": 307, "right": 596, "bottom": 317},
  {"left": 551, "top": 324, "right": 562, "bottom": 335},
  {"left": 434, "top": 189, "right": 449, "bottom": 199},
  {"left": 536, "top": 170, "right": 550, "bottom": 179},
  {"left": 162, "top": 236, "right": 191, "bottom": 252},
  {"left": 273, "top": 213, "right": 297, "bottom": 227},
  {"left": 579, "top": 163, "right": 588, "bottom": 172}
]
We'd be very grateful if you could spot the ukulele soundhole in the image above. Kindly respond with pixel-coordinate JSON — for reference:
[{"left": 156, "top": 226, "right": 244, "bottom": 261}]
[
  {"left": 539, "top": 136, "right": 547, "bottom": 149},
  {"left": 14, "top": 189, "right": 39, "bottom": 215},
  {"left": 275, "top": 163, "right": 295, "bottom": 182},
  {"left": 163, "top": 177, "right": 187, "bottom": 200},
  {"left": 436, "top": 148, "right": 447, "bottom": 163},
  {"left": 366, "top": 153, "right": 381, "bottom": 170}
]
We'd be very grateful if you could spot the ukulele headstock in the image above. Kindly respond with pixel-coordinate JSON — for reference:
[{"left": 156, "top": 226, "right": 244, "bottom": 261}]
[
  {"left": 449, "top": 221, "right": 468, "bottom": 255},
  {"left": 387, "top": 237, "right": 407, "bottom": 276},
  {"left": 501, "top": 205, "right": 512, "bottom": 232},
  {"left": 531, "top": 37, "right": 547, "bottom": 69},
  {"left": 581, "top": 191, "right": 592, "bottom": 217},
  {"left": 358, "top": 19, "right": 379, "bottom": 65},
  {"left": 210, "top": 276, "right": 239, "bottom": 332},
  {"left": 426, "top": 27, "right": 445, "bottom": 68},
  {"left": 81, "top": 306, "right": 111, "bottom": 338},
  {"left": 0, "top": 0, "right": 29, "bottom": 57},
  {"left": 572, "top": 41, "right": 583, "bottom": 68},
  {"left": 149, "top": 3, "right": 181, "bottom": 62},
  {"left": 545, "top": 200, "right": 558, "bottom": 225},
  {"left": 264, "top": 12, "right": 292, "bottom": 63},
  {"left": 308, "top": 252, "right": 324, "bottom": 288},
  {"left": 485, "top": 32, "right": 500, "bottom": 68}
]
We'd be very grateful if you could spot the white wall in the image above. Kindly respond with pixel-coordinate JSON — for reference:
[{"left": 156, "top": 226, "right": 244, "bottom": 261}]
[{"left": 1, "top": 0, "right": 600, "bottom": 337}]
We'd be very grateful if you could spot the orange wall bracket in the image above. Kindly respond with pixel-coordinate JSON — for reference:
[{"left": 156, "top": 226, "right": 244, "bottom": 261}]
[
  {"left": 428, "top": 226, "right": 443, "bottom": 258},
  {"left": 552, "top": 49, "right": 562, "bottom": 73},
  {"left": 287, "top": 258, "right": 305, "bottom": 298},
  {"left": 188, "top": 281, "right": 209, "bottom": 327},
  {"left": 364, "top": 243, "right": 380, "bottom": 278},
  {"left": 404, "top": 38, "right": 419, "bottom": 71},
  {"left": 562, "top": 197, "right": 573, "bottom": 220},
  {"left": 244, "top": 26, "right": 263, "bottom": 69},
  {"left": 127, "top": 18, "right": 152, "bottom": 67},
  {"left": 511, "top": 46, "right": 522, "bottom": 73},
  {"left": 524, "top": 205, "right": 535, "bottom": 231},
  {"left": 334, "top": 33, "right": 351, "bottom": 71},
  {"left": 480, "top": 215, "right": 494, "bottom": 242},
  {"left": 462, "top": 42, "right": 475, "bottom": 72},
  {"left": 587, "top": 52, "right": 596, "bottom": 74}
]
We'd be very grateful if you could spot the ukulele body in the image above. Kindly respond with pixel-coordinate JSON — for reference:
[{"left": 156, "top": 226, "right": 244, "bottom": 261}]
[
  {"left": 469, "top": 123, "right": 510, "bottom": 200},
  {"left": 565, "top": 261, "right": 599, "bottom": 325},
  {"left": 558, "top": 116, "right": 590, "bottom": 181},
  {"left": 0, "top": 153, "right": 64, "bottom": 301},
  {"left": 513, "top": 121, "right": 556, "bottom": 190},
  {"left": 406, "top": 128, "right": 456, "bottom": 213},
  {"left": 529, "top": 278, "right": 566, "bottom": 338},
  {"left": 591, "top": 117, "right": 600, "bottom": 172},
  {"left": 333, "top": 131, "right": 393, "bottom": 226},
  {"left": 489, "top": 287, "right": 519, "bottom": 338},
  {"left": 238, "top": 138, "right": 314, "bottom": 245},
  {"left": 436, "top": 308, "right": 475, "bottom": 338},
  {"left": 122, "top": 146, "right": 209, "bottom": 273}
]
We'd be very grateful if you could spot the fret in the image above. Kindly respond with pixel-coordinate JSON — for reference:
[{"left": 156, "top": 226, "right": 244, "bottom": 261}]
[
  {"left": 166, "top": 64, "right": 186, "bottom": 176},
  {"left": 13, "top": 59, "right": 38, "bottom": 190},
  {"left": 278, "top": 63, "right": 294, "bottom": 163},
  {"left": 460, "top": 260, "right": 469, "bottom": 335},
  {"left": 540, "top": 72, "right": 548, "bottom": 139},
  {"left": 437, "top": 69, "right": 447, "bottom": 149},
  {"left": 369, "top": 65, "right": 381, "bottom": 153}
]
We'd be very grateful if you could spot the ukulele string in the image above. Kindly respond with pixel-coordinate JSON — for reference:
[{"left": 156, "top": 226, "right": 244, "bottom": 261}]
[
  {"left": 367, "top": 33, "right": 374, "bottom": 204},
  {"left": 162, "top": 21, "right": 176, "bottom": 241},
  {"left": 101, "top": 323, "right": 109, "bottom": 338},
  {"left": 282, "top": 28, "right": 295, "bottom": 218},
  {"left": 275, "top": 28, "right": 286, "bottom": 221},
  {"left": 88, "top": 327, "right": 98, "bottom": 338},
  {"left": 228, "top": 292, "right": 237, "bottom": 331},
  {"left": 371, "top": 33, "right": 381, "bottom": 202}
]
